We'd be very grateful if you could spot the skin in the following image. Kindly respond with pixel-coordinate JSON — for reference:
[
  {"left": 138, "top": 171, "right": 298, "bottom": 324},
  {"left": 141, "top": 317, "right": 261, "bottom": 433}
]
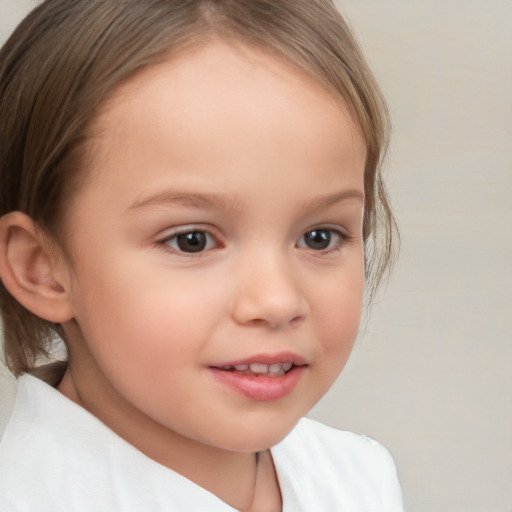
[{"left": 51, "top": 40, "right": 367, "bottom": 510}]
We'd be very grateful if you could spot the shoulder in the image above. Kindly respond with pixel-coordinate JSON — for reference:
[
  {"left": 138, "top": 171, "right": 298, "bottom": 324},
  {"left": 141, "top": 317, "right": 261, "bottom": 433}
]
[
  {"left": 288, "top": 417, "right": 395, "bottom": 464},
  {"left": 273, "top": 418, "right": 404, "bottom": 511},
  {"left": 0, "top": 374, "right": 234, "bottom": 512}
]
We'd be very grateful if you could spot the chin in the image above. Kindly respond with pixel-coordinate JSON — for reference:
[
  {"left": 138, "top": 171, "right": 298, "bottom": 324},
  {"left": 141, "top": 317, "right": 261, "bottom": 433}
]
[{"left": 210, "top": 414, "right": 304, "bottom": 453}]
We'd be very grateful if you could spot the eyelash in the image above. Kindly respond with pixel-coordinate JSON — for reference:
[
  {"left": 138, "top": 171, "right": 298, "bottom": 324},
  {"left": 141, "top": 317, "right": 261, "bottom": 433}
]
[
  {"left": 156, "top": 226, "right": 221, "bottom": 256},
  {"left": 155, "top": 226, "right": 351, "bottom": 256},
  {"left": 296, "top": 228, "right": 351, "bottom": 253}
]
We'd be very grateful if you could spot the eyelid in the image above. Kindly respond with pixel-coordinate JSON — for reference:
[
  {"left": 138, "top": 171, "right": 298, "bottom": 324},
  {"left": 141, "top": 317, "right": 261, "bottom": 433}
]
[
  {"left": 296, "top": 226, "right": 352, "bottom": 252},
  {"left": 155, "top": 224, "right": 222, "bottom": 255}
]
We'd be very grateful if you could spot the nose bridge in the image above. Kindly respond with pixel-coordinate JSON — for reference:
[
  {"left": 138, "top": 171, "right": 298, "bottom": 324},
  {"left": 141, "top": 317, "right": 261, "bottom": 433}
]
[{"left": 232, "top": 245, "right": 308, "bottom": 328}]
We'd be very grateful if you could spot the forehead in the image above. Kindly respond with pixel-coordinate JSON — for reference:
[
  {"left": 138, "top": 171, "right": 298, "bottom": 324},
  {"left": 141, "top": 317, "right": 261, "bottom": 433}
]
[
  {"left": 105, "top": 39, "right": 349, "bottom": 112},
  {"left": 88, "top": 40, "right": 363, "bottom": 162},
  {"left": 77, "top": 39, "right": 366, "bottom": 210}
]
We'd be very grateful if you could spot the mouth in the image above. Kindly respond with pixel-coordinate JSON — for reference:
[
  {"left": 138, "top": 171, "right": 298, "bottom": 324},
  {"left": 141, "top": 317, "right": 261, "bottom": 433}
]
[
  {"left": 213, "top": 362, "right": 296, "bottom": 377},
  {"left": 209, "top": 352, "right": 307, "bottom": 376},
  {"left": 208, "top": 353, "right": 307, "bottom": 401}
]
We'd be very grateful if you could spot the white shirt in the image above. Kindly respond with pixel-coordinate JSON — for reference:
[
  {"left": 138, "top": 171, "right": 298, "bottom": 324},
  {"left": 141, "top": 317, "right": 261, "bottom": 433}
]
[{"left": 0, "top": 374, "right": 404, "bottom": 511}]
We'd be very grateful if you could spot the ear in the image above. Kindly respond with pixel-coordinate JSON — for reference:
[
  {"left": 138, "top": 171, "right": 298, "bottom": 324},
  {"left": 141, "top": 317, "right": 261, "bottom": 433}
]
[{"left": 0, "top": 212, "right": 74, "bottom": 323}]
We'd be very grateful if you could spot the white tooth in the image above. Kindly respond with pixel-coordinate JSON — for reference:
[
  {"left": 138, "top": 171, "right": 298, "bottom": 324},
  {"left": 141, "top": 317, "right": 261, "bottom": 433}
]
[
  {"left": 268, "top": 369, "right": 286, "bottom": 377},
  {"left": 234, "top": 364, "right": 249, "bottom": 371},
  {"left": 283, "top": 363, "right": 293, "bottom": 372},
  {"left": 250, "top": 363, "right": 269, "bottom": 374},
  {"left": 268, "top": 363, "right": 282, "bottom": 373},
  {"left": 222, "top": 366, "right": 233, "bottom": 371}
]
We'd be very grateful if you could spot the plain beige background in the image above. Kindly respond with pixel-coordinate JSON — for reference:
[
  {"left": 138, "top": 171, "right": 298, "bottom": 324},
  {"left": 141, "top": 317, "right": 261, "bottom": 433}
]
[{"left": 1, "top": 1, "right": 511, "bottom": 511}]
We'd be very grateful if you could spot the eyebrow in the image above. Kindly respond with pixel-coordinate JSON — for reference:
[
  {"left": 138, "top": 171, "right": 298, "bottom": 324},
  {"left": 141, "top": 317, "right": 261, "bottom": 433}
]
[
  {"left": 301, "top": 189, "right": 365, "bottom": 214},
  {"left": 127, "top": 191, "right": 241, "bottom": 212},
  {"left": 127, "top": 188, "right": 364, "bottom": 213}
]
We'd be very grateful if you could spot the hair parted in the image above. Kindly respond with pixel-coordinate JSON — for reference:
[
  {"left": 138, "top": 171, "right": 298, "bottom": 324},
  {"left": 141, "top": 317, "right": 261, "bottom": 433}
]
[{"left": 0, "top": 0, "right": 397, "bottom": 376}]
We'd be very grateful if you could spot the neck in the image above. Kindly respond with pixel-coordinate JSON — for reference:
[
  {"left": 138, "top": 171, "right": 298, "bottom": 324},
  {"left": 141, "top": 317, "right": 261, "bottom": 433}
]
[
  {"left": 58, "top": 367, "right": 261, "bottom": 509},
  {"left": 58, "top": 321, "right": 282, "bottom": 510}
]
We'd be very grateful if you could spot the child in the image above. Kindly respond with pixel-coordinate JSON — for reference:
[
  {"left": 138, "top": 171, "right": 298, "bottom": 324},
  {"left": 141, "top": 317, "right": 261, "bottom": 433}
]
[{"left": 0, "top": 0, "right": 403, "bottom": 510}]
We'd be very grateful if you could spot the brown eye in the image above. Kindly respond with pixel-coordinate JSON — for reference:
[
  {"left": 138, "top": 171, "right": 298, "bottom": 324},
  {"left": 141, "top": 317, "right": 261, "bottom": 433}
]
[
  {"left": 304, "top": 229, "right": 331, "bottom": 250},
  {"left": 297, "top": 228, "right": 344, "bottom": 251},
  {"left": 165, "top": 231, "right": 216, "bottom": 253}
]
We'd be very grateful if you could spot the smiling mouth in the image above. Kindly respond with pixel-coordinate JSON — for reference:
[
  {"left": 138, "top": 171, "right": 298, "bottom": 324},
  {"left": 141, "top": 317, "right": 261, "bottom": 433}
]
[
  {"left": 209, "top": 356, "right": 307, "bottom": 400},
  {"left": 214, "top": 362, "right": 295, "bottom": 377}
]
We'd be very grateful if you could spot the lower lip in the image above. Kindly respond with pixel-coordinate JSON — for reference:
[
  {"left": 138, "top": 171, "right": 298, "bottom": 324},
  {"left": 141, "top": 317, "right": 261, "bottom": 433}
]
[{"left": 209, "top": 366, "right": 306, "bottom": 401}]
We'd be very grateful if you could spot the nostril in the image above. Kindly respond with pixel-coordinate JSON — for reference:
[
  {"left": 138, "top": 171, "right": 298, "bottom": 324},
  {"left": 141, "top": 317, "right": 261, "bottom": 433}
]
[{"left": 289, "top": 315, "right": 305, "bottom": 327}]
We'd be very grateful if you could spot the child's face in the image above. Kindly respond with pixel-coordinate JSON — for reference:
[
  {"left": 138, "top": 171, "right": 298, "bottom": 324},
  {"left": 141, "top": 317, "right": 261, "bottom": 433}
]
[{"left": 59, "top": 40, "right": 366, "bottom": 452}]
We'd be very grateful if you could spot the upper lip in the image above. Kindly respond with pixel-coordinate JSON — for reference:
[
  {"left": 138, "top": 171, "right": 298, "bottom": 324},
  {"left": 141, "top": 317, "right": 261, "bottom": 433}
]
[{"left": 209, "top": 352, "right": 308, "bottom": 368}]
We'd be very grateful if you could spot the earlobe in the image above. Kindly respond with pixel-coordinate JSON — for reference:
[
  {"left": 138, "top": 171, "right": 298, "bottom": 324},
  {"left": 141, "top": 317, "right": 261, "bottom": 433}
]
[{"left": 0, "top": 212, "right": 74, "bottom": 323}]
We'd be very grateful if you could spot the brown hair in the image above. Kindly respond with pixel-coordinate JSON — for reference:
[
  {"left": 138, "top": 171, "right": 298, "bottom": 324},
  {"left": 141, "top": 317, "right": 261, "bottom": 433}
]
[{"left": 0, "top": 0, "right": 397, "bottom": 376}]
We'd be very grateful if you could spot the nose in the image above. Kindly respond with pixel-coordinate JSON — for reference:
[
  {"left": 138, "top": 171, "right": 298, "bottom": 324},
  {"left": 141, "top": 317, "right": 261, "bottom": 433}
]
[{"left": 231, "top": 252, "right": 309, "bottom": 329}]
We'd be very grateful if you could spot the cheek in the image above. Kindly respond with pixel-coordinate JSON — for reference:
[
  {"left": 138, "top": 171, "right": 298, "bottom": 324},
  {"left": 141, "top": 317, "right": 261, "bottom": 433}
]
[
  {"left": 300, "top": 268, "right": 364, "bottom": 407},
  {"left": 315, "top": 265, "right": 364, "bottom": 356},
  {"left": 70, "top": 263, "right": 222, "bottom": 365}
]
